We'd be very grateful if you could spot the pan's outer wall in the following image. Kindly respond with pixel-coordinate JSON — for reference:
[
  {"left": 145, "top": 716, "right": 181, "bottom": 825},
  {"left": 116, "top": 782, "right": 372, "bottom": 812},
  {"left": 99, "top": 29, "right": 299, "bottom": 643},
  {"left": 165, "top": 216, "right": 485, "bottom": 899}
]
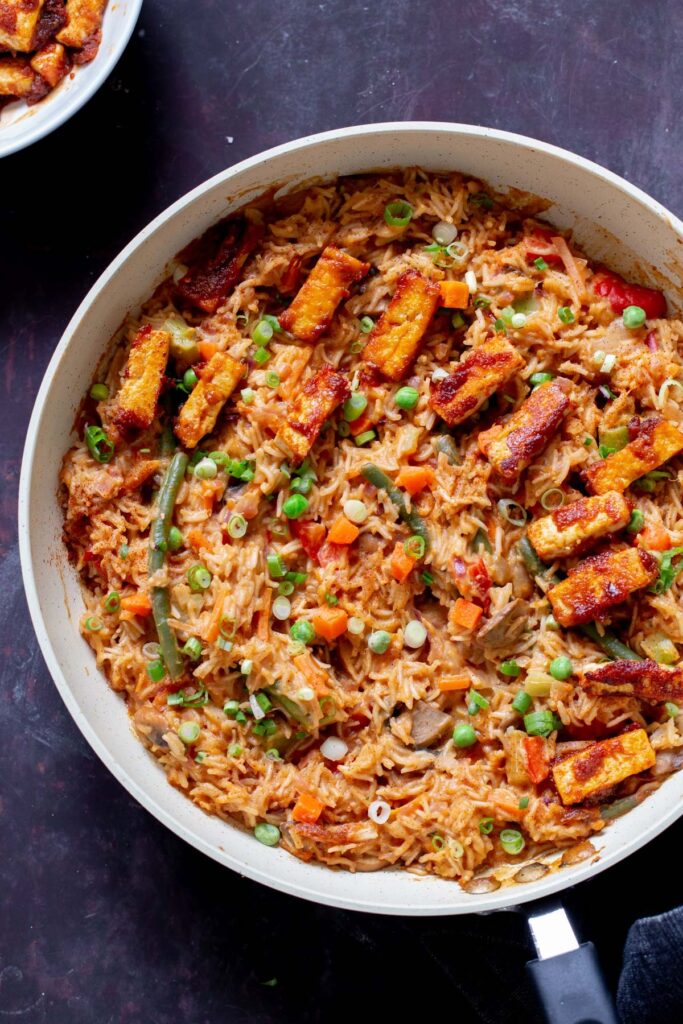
[{"left": 18, "top": 123, "right": 683, "bottom": 916}]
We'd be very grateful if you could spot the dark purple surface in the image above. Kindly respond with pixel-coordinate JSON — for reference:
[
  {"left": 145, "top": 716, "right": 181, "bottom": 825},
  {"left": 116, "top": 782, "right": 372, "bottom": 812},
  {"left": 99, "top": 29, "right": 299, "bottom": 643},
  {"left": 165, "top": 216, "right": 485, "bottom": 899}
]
[{"left": 2, "top": 2, "right": 683, "bottom": 1021}]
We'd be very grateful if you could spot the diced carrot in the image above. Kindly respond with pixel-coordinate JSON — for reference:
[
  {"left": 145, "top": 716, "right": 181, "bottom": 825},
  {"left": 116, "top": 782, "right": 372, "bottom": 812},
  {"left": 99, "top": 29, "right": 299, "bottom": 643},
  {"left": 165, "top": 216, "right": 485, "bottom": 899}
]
[
  {"left": 258, "top": 587, "right": 272, "bottom": 640},
  {"left": 120, "top": 593, "right": 152, "bottom": 617},
  {"left": 328, "top": 516, "right": 360, "bottom": 545},
  {"left": 188, "top": 528, "right": 210, "bottom": 550},
  {"left": 439, "top": 280, "right": 470, "bottom": 309},
  {"left": 636, "top": 522, "right": 672, "bottom": 551},
  {"left": 292, "top": 792, "right": 325, "bottom": 824},
  {"left": 311, "top": 607, "right": 349, "bottom": 641},
  {"left": 198, "top": 340, "right": 219, "bottom": 360},
  {"left": 293, "top": 653, "right": 330, "bottom": 696},
  {"left": 204, "top": 585, "right": 227, "bottom": 644},
  {"left": 349, "top": 408, "right": 373, "bottom": 436},
  {"left": 390, "top": 541, "right": 415, "bottom": 582},
  {"left": 438, "top": 676, "right": 471, "bottom": 692},
  {"left": 522, "top": 735, "right": 550, "bottom": 784},
  {"left": 395, "top": 466, "right": 435, "bottom": 496},
  {"left": 451, "top": 597, "right": 484, "bottom": 630}
]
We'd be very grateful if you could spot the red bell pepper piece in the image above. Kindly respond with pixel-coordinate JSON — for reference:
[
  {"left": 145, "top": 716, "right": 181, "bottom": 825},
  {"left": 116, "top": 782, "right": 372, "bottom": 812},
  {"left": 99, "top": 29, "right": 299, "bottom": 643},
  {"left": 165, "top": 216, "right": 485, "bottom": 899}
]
[
  {"left": 593, "top": 271, "right": 666, "bottom": 319},
  {"left": 523, "top": 735, "right": 550, "bottom": 784}
]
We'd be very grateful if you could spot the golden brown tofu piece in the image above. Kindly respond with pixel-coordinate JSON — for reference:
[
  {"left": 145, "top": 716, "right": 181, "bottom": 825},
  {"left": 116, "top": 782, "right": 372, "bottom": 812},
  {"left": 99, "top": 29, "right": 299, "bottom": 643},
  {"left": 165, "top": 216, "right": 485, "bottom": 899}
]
[
  {"left": 479, "top": 377, "right": 572, "bottom": 482},
  {"left": 276, "top": 365, "right": 350, "bottom": 465},
  {"left": 0, "top": 56, "right": 39, "bottom": 98},
  {"left": 113, "top": 327, "right": 170, "bottom": 433},
  {"left": 56, "top": 0, "right": 106, "bottom": 55},
  {"left": 0, "top": 0, "right": 45, "bottom": 52},
  {"left": 429, "top": 336, "right": 525, "bottom": 427},
  {"left": 31, "top": 41, "right": 69, "bottom": 88},
  {"left": 581, "top": 660, "right": 683, "bottom": 704},
  {"left": 175, "top": 219, "right": 263, "bottom": 315},
  {"left": 552, "top": 729, "right": 655, "bottom": 805},
  {"left": 585, "top": 417, "right": 683, "bottom": 495},
  {"left": 278, "top": 246, "right": 370, "bottom": 343},
  {"left": 175, "top": 352, "right": 244, "bottom": 449},
  {"left": 363, "top": 270, "right": 440, "bottom": 381},
  {"left": 547, "top": 547, "right": 658, "bottom": 628},
  {"left": 528, "top": 491, "right": 632, "bottom": 561}
]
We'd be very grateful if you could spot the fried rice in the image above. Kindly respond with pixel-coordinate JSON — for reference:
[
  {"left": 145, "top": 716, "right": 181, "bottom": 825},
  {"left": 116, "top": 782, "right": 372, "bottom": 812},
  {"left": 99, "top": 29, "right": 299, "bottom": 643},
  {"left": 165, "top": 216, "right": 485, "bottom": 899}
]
[{"left": 60, "top": 169, "right": 683, "bottom": 891}]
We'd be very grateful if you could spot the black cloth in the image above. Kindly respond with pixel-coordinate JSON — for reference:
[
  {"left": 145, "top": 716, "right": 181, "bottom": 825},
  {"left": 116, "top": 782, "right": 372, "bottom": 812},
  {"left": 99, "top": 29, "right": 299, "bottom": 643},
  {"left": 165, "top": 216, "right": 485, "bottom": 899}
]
[{"left": 617, "top": 907, "right": 683, "bottom": 1024}]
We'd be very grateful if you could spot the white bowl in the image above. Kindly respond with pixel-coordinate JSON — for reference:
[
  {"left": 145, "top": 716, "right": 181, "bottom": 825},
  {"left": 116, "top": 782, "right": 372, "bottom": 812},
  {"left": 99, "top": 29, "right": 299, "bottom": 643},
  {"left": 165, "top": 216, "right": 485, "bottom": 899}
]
[
  {"left": 19, "top": 122, "right": 683, "bottom": 915},
  {"left": 0, "top": 0, "right": 143, "bottom": 158}
]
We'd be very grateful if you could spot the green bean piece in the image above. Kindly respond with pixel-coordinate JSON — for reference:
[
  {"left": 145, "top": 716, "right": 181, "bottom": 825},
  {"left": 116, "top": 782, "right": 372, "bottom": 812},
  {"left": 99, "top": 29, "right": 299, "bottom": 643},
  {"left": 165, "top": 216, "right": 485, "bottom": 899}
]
[
  {"left": 361, "top": 464, "right": 430, "bottom": 548},
  {"left": 517, "top": 537, "right": 553, "bottom": 580},
  {"left": 263, "top": 686, "right": 311, "bottom": 726},
  {"left": 599, "top": 795, "right": 639, "bottom": 820},
  {"left": 580, "top": 623, "right": 643, "bottom": 662},
  {"left": 159, "top": 426, "right": 176, "bottom": 456},
  {"left": 149, "top": 452, "right": 189, "bottom": 678},
  {"left": 432, "top": 434, "right": 461, "bottom": 466}
]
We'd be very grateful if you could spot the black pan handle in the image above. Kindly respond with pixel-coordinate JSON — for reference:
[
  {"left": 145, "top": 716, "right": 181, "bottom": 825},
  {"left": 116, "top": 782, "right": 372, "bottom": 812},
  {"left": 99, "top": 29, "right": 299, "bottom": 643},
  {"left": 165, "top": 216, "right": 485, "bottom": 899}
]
[{"left": 526, "top": 941, "right": 619, "bottom": 1024}]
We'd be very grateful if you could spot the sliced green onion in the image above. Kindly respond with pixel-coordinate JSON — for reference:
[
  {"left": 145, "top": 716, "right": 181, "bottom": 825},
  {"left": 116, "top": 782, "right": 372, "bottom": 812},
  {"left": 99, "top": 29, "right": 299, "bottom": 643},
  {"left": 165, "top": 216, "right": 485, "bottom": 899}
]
[
  {"left": 89, "top": 383, "right": 109, "bottom": 401},
  {"left": 178, "top": 721, "right": 200, "bottom": 744},
  {"left": 272, "top": 595, "right": 291, "bottom": 620},
  {"left": 224, "top": 699, "right": 240, "bottom": 717},
  {"left": 470, "top": 192, "right": 494, "bottom": 209},
  {"left": 168, "top": 686, "right": 208, "bottom": 707},
  {"left": 290, "top": 619, "right": 315, "bottom": 645},
  {"left": 263, "top": 314, "right": 282, "bottom": 333},
  {"left": 533, "top": 257, "right": 548, "bottom": 271},
  {"left": 473, "top": 295, "right": 491, "bottom": 309},
  {"left": 343, "top": 392, "right": 368, "bottom": 422},
  {"left": 254, "top": 822, "right": 280, "bottom": 846},
  {"left": 524, "top": 710, "right": 561, "bottom": 737},
  {"left": 343, "top": 499, "right": 368, "bottom": 524},
  {"left": 558, "top": 306, "right": 575, "bottom": 324},
  {"left": 278, "top": 580, "right": 295, "bottom": 596},
  {"left": 623, "top": 305, "right": 646, "bottom": 329},
  {"left": 187, "top": 564, "right": 212, "bottom": 591},
  {"left": 453, "top": 722, "right": 477, "bottom": 748},
  {"left": 252, "top": 320, "right": 274, "bottom": 346},
  {"left": 497, "top": 498, "right": 527, "bottom": 526},
  {"left": 253, "top": 347, "right": 270, "bottom": 365},
  {"left": 384, "top": 200, "right": 413, "bottom": 227},
  {"left": 395, "top": 386, "right": 419, "bottom": 410},
  {"left": 431, "top": 833, "right": 445, "bottom": 850},
  {"left": 182, "top": 636, "right": 203, "bottom": 660},
  {"left": 228, "top": 514, "right": 248, "bottom": 539},
  {"left": 241, "top": 387, "right": 255, "bottom": 404},
  {"left": 657, "top": 378, "right": 683, "bottom": 407},
  {"left": 665, "top": 702, "right": 680, "bottom": 718},
  {"left": 478, "top": 817, "right": 494, "bottom": 834},
  {"left": 240, "top": 660, "right": 253, "bottom": 676},
  {"left": 518, "top": 796, "right": 529, "bottom": 809},
  {"left": 348, "top": 616, "right": 365, "bottom": 635},
  {"left": 494, "top": 319, "right": 507, "bottom": 333},
  {"left": 511, "top": 312, "right": 527, "bottom": 329},
  {"left": 354, "top": 430, "right": 376, "bottom": 446},
  {"left": 451, "top": 312, "right": 465, "bottom": 329},
  {"left": 119, "top": 543, "right": 129, "bottom": 560},
  {"left": 265, "top": 371, "right": 280, "bottom": 389},
  {"left": 267, "top": 553, "right": 286, "bottom": 579},
  {"left": 146, "top": 659, "right": 165, "bottom": 683},
  {"left": 599, "top": 425, "right": 629, "bottom": 452},
  {"left": 540, "top": 488, "right": 564, "bottom": 511},
  {"left": 349, "top": 339, "right": 366, "bottom": 354},
  {"left": 420, "top": 570, "right": 434, "bottom": 586},
  {"left": 500, "top": 829, "right": 525, "bottom": 855},
  {"left": 368, "top": 630, "right": 391, "bottom": 654},
  {"left": 432, "top": 220, "right": 458, "bottom": 245},
  {"left": 324, "top": 592, "right": 339, "bottom": 606},
  {"left": 467, "top": 690, "right": 489, "bottom": 715},
  {"left": 500, "top": 660, "right": 521, "bottom": 678},
  {"left": 512, "top": 690, "right": 532, "bottom": 715},
  {"left": 167, "top": 526, "right": 183, "bottom": 552},
  {"left": 104, "top": 591, "right": 120, "bottom": 613},
  {"left": 529, "top": 371, "right": 554, "bottom": 388},
  {"left": 85, "top": 616, "right": 103, "bottom": 632},
  {"left": 194, "top": 457, "right": 218, "bottom": 480},
  {"left": 84, "top": 425, "right": 115, "bottom": 464},
  {"left": 337, "top": 420, "right": 351, "bottom": 438},
  {"left": 404, "top": 620, "right": 427, "bottom": 649},
  {"left": 403, "top": 535, "right": 426, "bottom": 561},
  {"left": 359, "top": 316, "right": 374, "bottom": 333},
  {"left": 229, "top": 743, "right": 243, "bottom": 757},
  {"left": 626, "top": 509, "right": 644, "bottom": 534},
  {"left": 641, "top": 632, "right": 679, "bottom": 665}
]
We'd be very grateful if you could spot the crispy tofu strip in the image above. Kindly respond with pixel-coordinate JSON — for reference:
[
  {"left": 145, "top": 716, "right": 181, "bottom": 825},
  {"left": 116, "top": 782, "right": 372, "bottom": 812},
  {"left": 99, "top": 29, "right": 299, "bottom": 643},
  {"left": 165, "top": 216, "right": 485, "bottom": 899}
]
[
  {"left": 429, "top": 336, "right": 525, "bottom": 427},
  {"left": 363, "top": 270, "right": 440, "bottom": 381},
  {"left": 0, "top": 56, "right": 40, "bottom": 98},
  {"left": 56, "top": 0, "right": 105, "bottom": 55},
  {"left": 552, "top": 729, "right": 655, "bottom": 805},
  {"left": 585, "top": 416, "right": 683, "bottom": 495},
  {"left": 547, "top": 547, "right": 658, "bottom": 628},
  {"left": 278, "top": 246, "right": 370, "bottom": 343},
  {"left": 175, "top": 218, "right": 263, "bottom": 315},
  {"left": 581, "top": 660, "right": 683, "bottom": 704},
  {"left": 528, "top": 491, "right": 632, "bottom": 561},
  {"left": 479, "top": 377, "right": 572, "bottom": 482},
  {"left": 31, "top": 41, "right": 69, "bottom": 88},
  {"left": 0, "top": 0, "right": 45, "bottom": 52},
  {"left": 276, "top": 365, "right": 350, "bottom": 465},
  {"left": 174, "top": 352, "right": 244, "bottom": 449},
  {"left": 113, "top": 327, "right": 170, "bottom": 432}
]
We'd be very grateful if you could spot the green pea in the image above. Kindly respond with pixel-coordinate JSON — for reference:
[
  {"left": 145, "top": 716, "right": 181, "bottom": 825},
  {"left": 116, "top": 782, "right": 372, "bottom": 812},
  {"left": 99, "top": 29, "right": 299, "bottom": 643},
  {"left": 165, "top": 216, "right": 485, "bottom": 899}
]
[
  {"left": 549, "top": 656, "right": 573, "bottom": 680},
  {"left": 623, "top": 305, "right": 646, "bottom": 329},
  {"left": 453, "top": 722, "right": 477, "bottom": 748},
  {"left": 282, "top": 494, "right": 309, "bottom": 519},
  {"left": 395, "top": 386, "right": 419, "bottom": 410}
]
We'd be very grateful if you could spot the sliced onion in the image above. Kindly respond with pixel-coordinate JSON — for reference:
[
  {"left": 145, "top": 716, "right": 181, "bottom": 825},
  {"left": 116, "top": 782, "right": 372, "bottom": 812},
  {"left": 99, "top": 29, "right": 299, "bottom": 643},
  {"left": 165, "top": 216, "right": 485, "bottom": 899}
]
[
  {"left": 272, "top": 596, "right": 291, "bottom": 620},
  {"left": 249, "top": 693, "right": 266, "bottom": 720},
  {"left": 448, "top": 838, "right": 464, "bottom": 858},
  {"left": 561, "top": 840, "right": 595, "bottom": 866},
  {"left": 497, "top": 498, "right": 528, "bottom": 526},
  {"left": 601, "top": 353, "right": 617, "bottom": 374},
  {"left": 142, "top": 641, "right": 161, "bottom": 661},
  {"left": 297, "top": 686, "right": 315, "bottom": 702},
  {"left": 513, "top": 862, "right": 549, "bottom": 884},
  {"left": 368, "top": 799, "right": 391, "bottom": 824},
  {"left": 465, "top": 269, "right": 478, "bottom": 292},
  {"left": 432, "top": 220, "right": 458, "bottom": 246},
  {"left": 348, "top": 617, "right": 365, "bottom": 635},
  {"left": 463, "top": 876, "right": 501, "bottom": 895},
  {"left": 432, "top": 367, "right": 449, "bottom": 382},
  {"left": 320, "top": 736, "right": 348, "bottom": 761},
  {"left": 540, "top": 488, "right": 564, "bottom": 511},
  {"left": 657, "top": 377, "right": 683, "bottom": 408}
]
